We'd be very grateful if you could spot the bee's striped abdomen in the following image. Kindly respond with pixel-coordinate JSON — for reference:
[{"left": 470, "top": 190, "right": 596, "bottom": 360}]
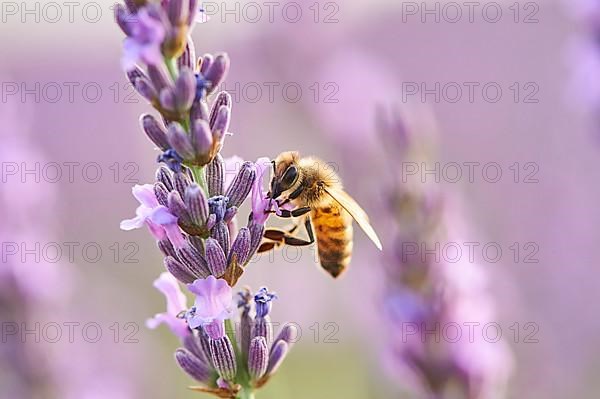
[{"left": 312, "top": 204, "right": 354, "bottom": 278}]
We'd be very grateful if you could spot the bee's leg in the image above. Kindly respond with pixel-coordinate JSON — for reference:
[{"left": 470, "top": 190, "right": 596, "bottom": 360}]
[
  {"left": 277, "top": 207, "right": 311, "bottom": 218},
  {"left": 276, "top": 185, "right": 304, "bottom": 207},
  {"left": 260, "top": 217, "right": 315, "bottom": 249},
  {"left": 257, "top": 207, "right": 313, "bottom": 254}
]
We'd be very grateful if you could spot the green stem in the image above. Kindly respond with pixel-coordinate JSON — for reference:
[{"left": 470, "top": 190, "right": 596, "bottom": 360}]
[
  {"left": 165, "top": 57, "right": 179, "bottom": 81},
  {"left": 190, "top": 165, "right": 208, "bottom": 194},
  {"left": 224, "top": 319, "right": 254, "bottom": 399},
  {"left": 237, "top": 388, "right": 256, "bottom": 399}
]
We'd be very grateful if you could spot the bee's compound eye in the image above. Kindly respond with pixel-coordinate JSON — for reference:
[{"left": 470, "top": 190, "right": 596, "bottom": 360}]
[{"left": 282, "top": 166, "right": 298, "bottom": 187}]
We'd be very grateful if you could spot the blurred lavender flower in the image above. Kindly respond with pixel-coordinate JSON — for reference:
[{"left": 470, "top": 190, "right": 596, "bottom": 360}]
[
  {"left": 564, "top": 0, "right": 600, "bottom": 133},
  {"left": 115, "top": 2, "right": 294, "bottom": 397},
  {"left": 121, "top": 8, "right": 166, "bottom": 70},
  {"left": 0, "top": 101, "right": 134, "bottom": 398},
  {"left": 377, "top": 106, "right": 513, "bottom": 399}
]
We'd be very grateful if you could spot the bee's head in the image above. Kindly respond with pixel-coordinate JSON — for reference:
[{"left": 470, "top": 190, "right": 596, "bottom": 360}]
[{"left": 269, "top": 151, "right": 300, "bottom": 199}]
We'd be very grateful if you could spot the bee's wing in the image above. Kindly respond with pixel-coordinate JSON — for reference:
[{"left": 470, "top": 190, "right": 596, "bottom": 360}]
[{"left": 324, "top": 186, "right": 383, "bottom": 250}]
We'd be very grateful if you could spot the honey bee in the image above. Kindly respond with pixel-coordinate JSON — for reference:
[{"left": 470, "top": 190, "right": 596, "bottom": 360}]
[{"left": 258, "top": 151, "right": 382, "bottom": 278}]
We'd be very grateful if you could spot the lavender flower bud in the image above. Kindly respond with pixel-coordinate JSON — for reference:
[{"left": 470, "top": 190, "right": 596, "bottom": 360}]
[
  {"left": 173, "top": 171, "right": 191, "bottom": 199},
  {"left": 225, "top": 162, "right": 256, "bottom": 208},
  {"left": 209, "top": 336, "right": 237, "bottom": 381},
  {"left": 247, "top": 220, "right": 265, "bottom": 260},
  {"left": 188, "top": 235, "right": 205, "bottom": 255},
  {"left": 175, "top": 348, "right": 212, "bottom": 383},
  {"left": 240, "top": 307, "right": 253, "bottom": 358},
  {"left": 168, "top": 191, "right": 192, "bottom": 225},
  {"left": 183, "top": 329, "right": 211, "bottom": 365},
  {"left": 211, "top": 106, "right": 230, "bottom": 140},
  {"left": 248, "top": 337, "right": 269, "bottom": 381},
  {"left": 199, "top": 54, "right": 214, "bottom": 76},
  {"left": 184, "top": 184, "right": 209, "bottom": 226},
  {"left": 154, "top": 182, "right": 169, "bottom": 207},
  {"left": 252, "top": 317, "right": 273, "bottom": 347},
  {"left": 176, "top": 245, "right": 210, "bottom": 278},
  {"left": 134, "top": 78, "right": 158, "bottom": 103},
  {"left": 158, "top": 238, "right": 177, "bottom": 258},
  {"left": 206, "top": 154, "right": 225, "bottom": 197},
  {"left": 156, "top": 166, "right": 174, "bottom": 191},
  {"left": 205, "top": 53, "right": 230, "bottom": 94},
  {"left": 164, "top": 256, "right": 196, "bottom": 284},
  {"left": 124, "top": 0, "right": 139, "bottom": 13},
  {"left": 174, "top": 67, "right": 196, "bottom": 111},
  {"left": 141, "top": 114, "right": 170, "bottom": 150},
  {"left": 167, "top": 122, "right": 195, "bottom": 160},
  {"left": 191, "top": 119, "right": 213, "bottom": 156},
  {"left": 211, "top": 222, "right": 230, "bottom": 257},
  {"left": 273, "top": 324, "right": 298, "bottom": 348},
  {"left": 209, "top": 92, "right": 231, "bottom": 129},
  {"left": 229, "top": 227, "right": 251, "bottom": 266},
  {"left": 266, "top": 340, "right": 289, "bottom": 376},
  {"left": 147, "top": 64, "right": 172, "bottom": 93},
  {"left": 178, "top": 39, "right": 196, "bottom": 70},
  {"left": 115, "top": 4, "right": 133, "bottom": 35},
  {"left": 224, "top": 206, "right": 237, "bottom": 223},
  {"left": 167, "top": 0, "right": 188, "bottom": 25},
  {"left": 190, "top": 99, "right": 210, "bottom": 123},
  {"left": 126, "top": 65, "right": 146, "bottom": 85},
  {"left": 160, "top": 88, "right": 176, "bottom": 112},
  {"left": 205, "top": 238, "right": 227, "bottom": 277},
  {"left": 188, "top": 0, "right": 199, "bottom": 24},
  {"left": 206, "top": 213, "right": 217, "bottom": 231}
]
